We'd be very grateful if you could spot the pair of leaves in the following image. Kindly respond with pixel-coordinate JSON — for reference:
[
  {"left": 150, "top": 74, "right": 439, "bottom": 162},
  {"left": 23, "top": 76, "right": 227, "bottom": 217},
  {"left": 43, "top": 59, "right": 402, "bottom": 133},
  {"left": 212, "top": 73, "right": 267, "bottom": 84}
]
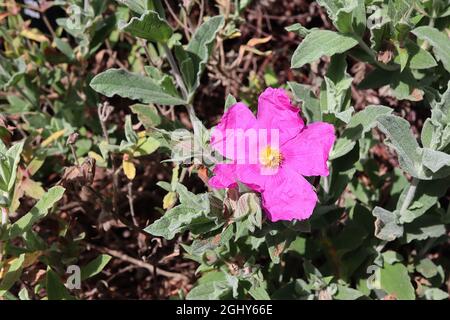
[
  {"left": 291, "top": 30, "right": 358, "bottom": 69},
  {"left": 91, "top": 13, "right": 224, "bottom": 105},
  {"left": 144, "top": 184, "right": 222, "bottom": 240},
  {"left": 1, "top": 186, "right": 65, "bottom": 240},
  {"left": 0, "top": 140, "right": 24, "bottom": 197},
  {"left": 377, "top": 114, "right": 450, "bottom": 180},
  {"left": 412, "top": 26, "right": 450, "bottom": 73},
  {"left": 174, "top": 16, "right": 225, "bottom": 99}
]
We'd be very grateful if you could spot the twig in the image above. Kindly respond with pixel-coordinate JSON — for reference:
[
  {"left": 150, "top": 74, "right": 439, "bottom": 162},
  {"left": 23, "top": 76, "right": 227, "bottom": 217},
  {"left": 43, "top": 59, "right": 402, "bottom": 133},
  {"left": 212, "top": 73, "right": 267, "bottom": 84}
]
[
  {"left": 87, "top": 243, "right": 189, "bottom": 281},
  {"left": 139, "top": 39, "right": 155, "bottom": 66},
  {"left": 399, "top": 178, "right": 419, "bottom": 215},
  {"left": 163, "top": 0, "right": 191, "bottom": 40},
  {"left": 42, "top": 14, "right": 56, "bottom": 38},
  {"left": 127, "top": 181, "right": 138, "bottom": 227},
  {"left": 97, "top": 102, "right": 119, "bottom": 215}
]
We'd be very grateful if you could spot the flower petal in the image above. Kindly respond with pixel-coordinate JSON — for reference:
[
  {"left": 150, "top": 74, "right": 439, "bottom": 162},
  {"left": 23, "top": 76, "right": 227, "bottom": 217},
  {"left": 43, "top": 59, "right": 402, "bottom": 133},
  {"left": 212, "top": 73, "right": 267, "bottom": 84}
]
[
  {"left": 210, "top": 102, "right": 257, "bottom": 161},
  {"left": 257, "top": 87, "right": 304, "bottom": 144},
  {"left": 281, "top": 122, "right": 336, "bottom": 177},
  {"left": 209, "top": 163, "right": 238, "bottom": 189},
  {"left": 235, "top": 164, "right": 270, "bottom": 192},
  {"left": 261, "top": 167, "right": 318, "bottom": 221}
]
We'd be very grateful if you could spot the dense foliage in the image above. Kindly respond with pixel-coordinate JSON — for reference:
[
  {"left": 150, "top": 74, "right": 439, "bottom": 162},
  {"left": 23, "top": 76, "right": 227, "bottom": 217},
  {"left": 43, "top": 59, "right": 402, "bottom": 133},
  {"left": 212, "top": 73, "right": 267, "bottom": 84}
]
[{"left": 0, "top": 0, "right": 449, "bottom": 300}]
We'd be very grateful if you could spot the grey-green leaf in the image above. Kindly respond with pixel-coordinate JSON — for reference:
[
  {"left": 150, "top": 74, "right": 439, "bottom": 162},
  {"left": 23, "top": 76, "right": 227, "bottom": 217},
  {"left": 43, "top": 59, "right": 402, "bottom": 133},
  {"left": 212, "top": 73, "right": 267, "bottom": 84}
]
[
  {"left": 181, "top": 16, "right": 224, "bottom": 97},
  {"left": 412, "top": 26, "right": 450, "bottom": 72},
  {"left": 120, "top": 10, "right": 172, "bottom": 43},
  {"left": 373, "top": 207, "right": 404, "bottom": 241},
  {"left": 80, "top": 254, "right": 112, "bottom": 281},
  {"left": 90, "top": 69, "right": 186, "bottom": 105},
  {"left": 4, "top": 186, "right": 65, "bottom": 240},
  {"left": 291, "top": 30, "right": 358, "bottom": 68},
  {"left": 288, "top": 81, "right": 321, "bottom": 122},
  {"left": 422, "top": 148, "right": 450, "bottom": 174},
  {"left": 376, "top": 115, "right": 423, "bottom": 178},
  {"left": 380, "top": 263, "right": 415, "bottom": 300},
  {"left": 186, "top": 280, "right": 231, "bottom": 300}
]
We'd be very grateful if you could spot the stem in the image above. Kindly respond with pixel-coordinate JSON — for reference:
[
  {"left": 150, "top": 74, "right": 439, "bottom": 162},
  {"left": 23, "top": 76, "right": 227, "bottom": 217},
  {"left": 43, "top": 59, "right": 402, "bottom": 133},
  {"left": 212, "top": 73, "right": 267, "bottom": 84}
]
[
  {"left": 127, "top": 181, "right": 138, "bottom": 227},
  {"left": 399, "top": 178, "right": 419, "bottom": 214},
  {"left": 1, "top": 207, "right": 8, "bottom": 226},
  {"left": 69, "top": 144, "right": 80, "bottom": 166},
  {"left": 162, "top": 43, "right": 189, "bottom": 100},
  {"left": 356, "top": 37, "right": 400, "bottom": 72},
  {"left": 97, "top": 103, "right": 118, "bottom": 215},
  {"left": 162, "top": 43, "right": 198, "bottom": 132},
  {"left": 87, "top": 242, "right": 189, "bottom": 281},
  {"left": 42, "top": 14, "right": 56, "bottom": 38},
  {"left": 323, "top": 175, "right": 330, "bottom": 194}
]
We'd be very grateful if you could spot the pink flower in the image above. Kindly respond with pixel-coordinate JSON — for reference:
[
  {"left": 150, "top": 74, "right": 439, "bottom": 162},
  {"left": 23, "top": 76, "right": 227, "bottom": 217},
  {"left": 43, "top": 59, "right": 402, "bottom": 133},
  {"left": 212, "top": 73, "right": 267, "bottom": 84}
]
[{"left": 209, "top": 88, "right": 336, "bottom": 222}]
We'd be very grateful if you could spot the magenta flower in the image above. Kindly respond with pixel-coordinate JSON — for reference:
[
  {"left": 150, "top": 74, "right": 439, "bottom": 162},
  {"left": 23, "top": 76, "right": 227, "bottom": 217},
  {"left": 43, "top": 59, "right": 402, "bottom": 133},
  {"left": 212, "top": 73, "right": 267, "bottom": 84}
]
[{"left": 209, "top": 88, "right": 336, "bottom": 222}]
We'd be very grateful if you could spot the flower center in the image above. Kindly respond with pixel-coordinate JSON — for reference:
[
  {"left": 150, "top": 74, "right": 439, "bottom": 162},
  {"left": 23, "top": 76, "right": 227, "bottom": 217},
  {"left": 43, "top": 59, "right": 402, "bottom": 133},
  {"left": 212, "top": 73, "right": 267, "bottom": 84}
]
[{"left": 259, "top": 146, "right": 283, "bottom": 169}]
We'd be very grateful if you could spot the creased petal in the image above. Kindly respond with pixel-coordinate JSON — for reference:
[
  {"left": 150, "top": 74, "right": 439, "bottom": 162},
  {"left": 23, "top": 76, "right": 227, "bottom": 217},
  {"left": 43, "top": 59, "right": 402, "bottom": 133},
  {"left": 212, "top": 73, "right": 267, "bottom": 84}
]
[
  {"left": 261, "top": 167, "right": 318, "bottom": 221},
  {"left": 235, "top": 164, "right": 269, "bottom": 192},
  {"left": 210, "top": 102, "right": 257, "bottom": 161},
  {"left": 209, "top": 163, "right": 238, "bottom": 189},
  {"left": 257, "top": 87, "right": 304, "bottom": 144},
  {"left": 281, "top": 122, "right": 336, "bottom": 177}
]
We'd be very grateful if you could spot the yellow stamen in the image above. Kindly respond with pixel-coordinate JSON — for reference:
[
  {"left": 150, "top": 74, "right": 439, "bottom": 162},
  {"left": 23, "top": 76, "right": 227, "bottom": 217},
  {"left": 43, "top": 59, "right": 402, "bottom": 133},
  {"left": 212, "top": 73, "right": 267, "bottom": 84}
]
[{"left": 260, "top": 146, "right": 283, "bottom": 169}]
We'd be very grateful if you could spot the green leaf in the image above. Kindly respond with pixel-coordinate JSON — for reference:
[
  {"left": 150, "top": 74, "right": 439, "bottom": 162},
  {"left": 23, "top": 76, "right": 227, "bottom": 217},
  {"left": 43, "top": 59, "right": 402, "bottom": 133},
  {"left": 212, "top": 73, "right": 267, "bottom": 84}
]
[
  {"left": 398, "top": 179, "right": 449, "bottom": 223},
  {"left": 90, "top": 69, "right": 186, "bottom": 105},
  {"left": 404, "top": 210, "right": 446, "bottom": 243},
  {"left": 134, "top": 136, "right": 160, "bottom": 157},
  {"left": 373, "top": 207, "right": 404, "bottom": 241},
  {"left": 359, "top": 68, "right": 423, "bottom": 102},
  {"left": 330, "top": 105, "right": 393, "bottom": 159},
  {"left": 130, "top": 104, "right": 162, "bottom": 128},
  {"left": 125, "top": 115, "right": 138, "bottom": 144},
  {"left": 380, "top": 263, "right": 415, "bottom": 300},
  {"left": 115, "top": 0, "right": 148, "bottom": 14},
  {"left": 224, "top": 94, "right": 237, "bottom": 111},
  {"left": 0, "top": 254, "right": 25, "bottom": 297},
  {"left": 248, "top": 285, "right": 271, "bottom": 300},
  {"left": 348, "top": 105, "right": 393, "bottom": 132},
  {"left": 291, "top": 30, "right": 358, "bottom": 69},
  {"left": 178, "top": 16, "right": 224, "bottom": 97},
  {"left": 412, "top": 26, "right": 450, "bottom": 72},
  {"left": 4, "top": 186, "right": 65, "bottom": 240},
  {"left": 285, "top": 23, "right": 317, "bottom": 37},
  {"left": 425, "top": 288, "right": 449, "bottom": 300},
  {"left": 0, "top": 141, "right": 24, "bottom": 193},
  {"left": 334, "top": 285, "right": 365, "bottom": 300},
  {"left": 376, "top": 115, "right": 423, "bottom": 178},
  {"left": 186, "top": 280, "right": 231, "bottom": 300},
  {"left": 0, "top": 54, "right": 26, "bottom": 90},
  {"left": 120, "top": 10, "right": 172, "bottom": 43},
  {"left": 393, "top": 40, "right": 438, "bottom": 70},
  {"left": 288, "top": 81, "right": 321, "bottom": 122},
  {"left": 334, "top": 0, "right": 366, "bottom": 36},
  {"left": 80, "top": 254, "right": 112, "bottom": 280},
  {"left": 416, "top": 258, "right": 438, "bottom": 279},
  {"left": 422, "top": 148, "right": 450, "bottom": 174},
  {"left": 46, "top": 268, "right": 74, "bottom": 300},
  {"left": 144, "top": 205, "right": 208, "bottom": 240},
  {"left": 54, "top": 38, "right": 75, "bottom": 60}
]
